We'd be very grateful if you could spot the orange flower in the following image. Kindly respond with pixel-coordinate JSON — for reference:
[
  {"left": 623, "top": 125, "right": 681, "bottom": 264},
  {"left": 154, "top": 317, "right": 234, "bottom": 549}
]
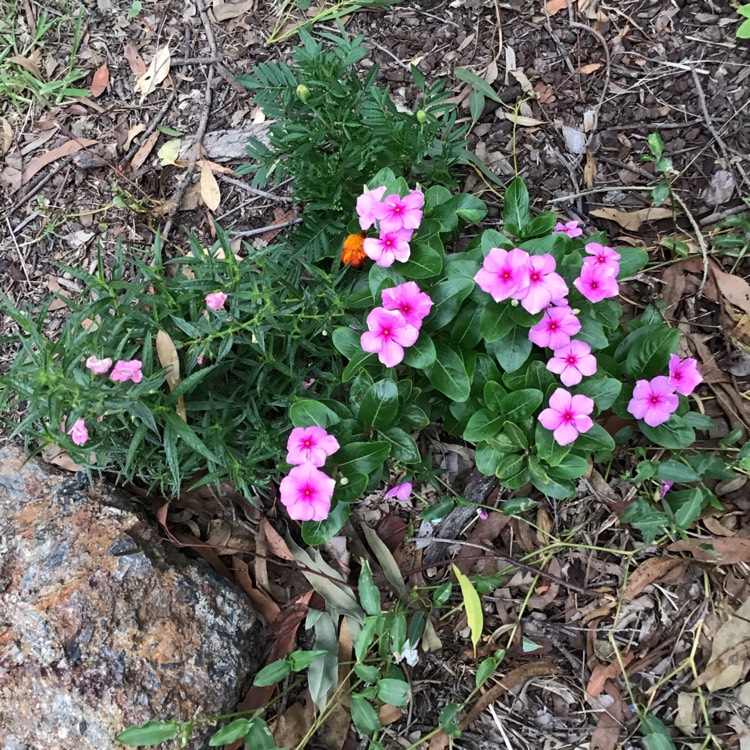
[{"left": 342, "top": 232, "right": 367, "bottom": 267}]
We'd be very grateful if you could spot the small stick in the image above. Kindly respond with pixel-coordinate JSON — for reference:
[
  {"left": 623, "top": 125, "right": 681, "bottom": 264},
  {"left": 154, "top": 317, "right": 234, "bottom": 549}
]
[
  {"left": 230, "top": 218, "right": 301, "bottom": 238},
  {"left": 700, "top": 204, "right": 749, "bottom": 226},
  {"left": 9, "top": 154, "right": 76, "bottom": 214},
  {"left": 219, "top": 174, "right": 293, "bottom": 203},
  {"left": 170, "top": 56, "right": 221, "bottom": 66},
  {"left": 124, "top": 91, "right": 176, "bottom": 163},
  {"left": 570, "top": 20, "right": 611, "bottom": 133},
  {"left": 5, "top": 217, "right": 31, "bottom": 283}
]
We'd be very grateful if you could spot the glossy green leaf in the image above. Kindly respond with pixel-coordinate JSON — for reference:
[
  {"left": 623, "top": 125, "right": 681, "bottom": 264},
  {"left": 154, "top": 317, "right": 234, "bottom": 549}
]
[
  {"left": 351, "top": 695, "right": 380, "bottom": 735},
  {"left": 453, "top": 564, "right": 483, "bottom": 656},
  {"left": 290, "top": 399, "right": 341, "bottom": 428},
  {"left": 640, "top": 416, "right": 695, "bottom": 450},
  {"left": 377, "top": 678, "right": 410, "bottom": 707},
  {"left": 253, "top": 658, "right": 292, "bottom": 687},
  {"left": 335, "top": 441, "right": 391, "bottom": 476},
  {"left": 654, "top": 460, "right": 700, "bottom": 483},
  {"left": 360, "top": 379, "right": 399, "bottom": 429},
  {"left": 301, "top": 502, "right": 350, "bottom": 545},
  {"left": 626, "top": 326, "right": 679, "bottom": 379},
  {"left": 575, "top": 377, "right": 622, "bottom": 411},
  {"left": 209, "top": 719, "right": 252, "bottom": 746},
  {"left": 378, "top": 426, "right": 420, "bottom": 463},
  {"left": 499, "top": 388, "right": 543, "bottom": 421},
  {"left": 488, "top": 326, "right": 532, "bottom": 372},
  {"left": 463, "top": 409, "right": 505, "bottom": 442},
  {"left": 479, "top": 301, "right": 514, "bottom": 343},
  {"left": 117, "top": 721, "right": 180, "bottom": 746},
  {"left": 426, "top": 345, "right": 470, "bottom": 402},
  {"left": 425, "top": 278, "right": 474, "bottom": 330},
  {"left": 403, "top": 333, "right": 436, "bottom": 368},
  {"left": 504, "top": 176, "right": 531, "bottom": 230},
  {"left": 400, "top": 243, "right": 443, "bottom": 279},
  {"left": 358, "top": 559, "right": 381, "bottom": 615}
]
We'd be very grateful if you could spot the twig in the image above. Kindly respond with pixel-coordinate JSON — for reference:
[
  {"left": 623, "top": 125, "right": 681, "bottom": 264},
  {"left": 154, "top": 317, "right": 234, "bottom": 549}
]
[
  {"left": 366, "top": 39, "right": 411, "bottom": 72},
  {"left": 218, "top": 174, "right": 293, "bottom": 203},
  {"left": 542, "top": 7, "right": 576, "bottom": 76},
  {"left": 598, "top": 155, "right": 655, "bottom": 181},
  {"left": 548, "top": 184, "right": 654, "bottom": 203},
  {"left": 669, "top": 190, "right": 710, "bottom": 293},
  {"left": 229, "top": 218, "right": 301, "bottom": 238},
  {"left": 9, "top": 154, "right": 76, "bottom": 214},
  {"left": 5, "top": 217, "right": 30, "bottom": 283},
  {"left": 602, "top": 119, "right": 703, "bottom": 132},
  {"left": 124, "top": 91, "right": 176, "bottom": 163},
  {"left": 700, "top": 204, "right": 749, "bottom": 226},
  {"left": 170, "top": 56, "right": 221, "bottom": 66},
  {"left": 570, "top": 20, "right": 611, "bottom": 133},
  {"left": 197, "top": 1, "right": 219, "bottom": 57}
]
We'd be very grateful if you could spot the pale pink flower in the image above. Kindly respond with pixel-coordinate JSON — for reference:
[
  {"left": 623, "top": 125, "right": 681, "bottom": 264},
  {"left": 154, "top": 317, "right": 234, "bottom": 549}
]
[
  {"left": 302, "top": 377, "right": 316, "bottom": 389},
  {"left": 279, "top": 463, "right": 335, "bottom": 521},
  {"left": 381, "top": 282, "right": 433, "bottom": 329},
  {"left": 110, "top": 359, "right": 143, "bottom": 384},
  {"left": 477, "top": 508, "right": 488, "bottom": 520},
  {"left": 627, "top": 376, "right": 679, "bottom": 427},
  {"left": 385, "top": 482, "right": 412, "bottom": 500},
  {"left": 206, "top": 292, "right": 228, "bottom": 311},
  {"left": 474, "top": 247, "right": 531, "bottom": 303},
  {"left": 553, "top": 220, "right": 583, "bottom": 238},
  {"left": 547, "top": 340, "right": 598, "bottom": 386},
  {"left": 538, "top": 388, "right": 595, "bottom": 446},
  {"left": 286, "top": 426, "right": 340, "bottom": 467},
  {"left": 660, "top": 481, "right": 673, "bottom": 498},
  {"left": 583, "top": 242, "right": 620, "bottom": 275},
  {"left": 363, "top": 230, "right": 412, "bottom": 267},
  {"left": 373, "top": 191, "right": 424, "bottom": 233},
  {"left": 62, "top": 418, "right": 89, "bottom": 446},
  {"left": 668, "top": 354, "right": 703, "bottom": 396},
  {"left": 528, "top": 306, "right": 581, "bottom": 349},
  {"left": 356, "top": 185, "right": 387, "bottom": 231},
  {"left": 574, "top": 263, "right": 619, "bottom": 303},
  {"left": 360, "top": 308, "right": 419, "bottom": 367},
  {"left": 516, "top": 254, "right": 569, "bottom": 314},
  {"left": 85, "top": 356, "right": 112, "bottom": 375}
]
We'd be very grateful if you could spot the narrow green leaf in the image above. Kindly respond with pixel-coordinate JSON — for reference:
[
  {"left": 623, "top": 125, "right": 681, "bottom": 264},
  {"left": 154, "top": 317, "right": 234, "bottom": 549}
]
[
  {"left": 117, "top": 721, "right": 180, "bottom": 746},
  {"left": 452, "top": 564, "right": 483, "bottom": 656}
]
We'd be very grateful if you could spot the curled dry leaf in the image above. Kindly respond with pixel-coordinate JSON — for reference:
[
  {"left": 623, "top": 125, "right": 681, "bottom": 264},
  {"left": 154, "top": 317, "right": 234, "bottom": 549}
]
[
  {"left": 130, "top": 131, "right": 159, "bottom": 170},
  {"left": 0, "top": 117, "right": 13, "bottom": 155},
  {"left": 503, "top": 112, "right": 543, "bottom": 127},
  {"left": 546, "top": 0, "right": 573, "bottom": 15},
  {"left": 124, "top": 40, "right": 147, "bottom": 76},
  {"left": 590, "top": 206, "right": 674, "bottom": 232},
  {"left": 41, "top": 444, "right": 83, "bottom": 472},
  {"left": 22, "top": 138, "right": 97, "bottom": 184},
  {"left": 668, "top": 536, "right": 750, "bottom": 565},
  {"left": 712, "top": 264, "right": 750, "bottom": 318},
  {"left": 90, "top": 62, "right": 109, "bottom": 97},
  {"left": 577, "top": 62, "right": 603, "bottom": 74},
  {"left": 200, "top": 159, "right": 221, "bottom": 211},
  {"left": 623, "top": 557, "right": 683, "bottom": 601},
  {"left": 156, "top": 330, "right": 186, "bottom": 421},
  {"left": 134, "top": 46, "right": 171, "bottom": 103},
  {"left": 123, "top": 123, "right": 146, "bottom": 151},
  {"left": 213, "top": 0, "right": 256, "bottom": 20},
  {"left": 698, "top": 598, "right": 750, "bottom": 692}
]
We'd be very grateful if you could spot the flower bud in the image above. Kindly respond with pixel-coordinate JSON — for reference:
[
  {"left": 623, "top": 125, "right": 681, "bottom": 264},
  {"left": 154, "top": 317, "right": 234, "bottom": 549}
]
[
  {"left": 296, "top": 84, "right": 310, "bottom": 102},
  {"left": 510, "top": 299, "right": 519, "bottom": 307},
  {"left": 339, "top": 477, "right": 349, "bottom": 486},
  {"left": 416, "top": 109, "right": 427, "bottom": 123}
]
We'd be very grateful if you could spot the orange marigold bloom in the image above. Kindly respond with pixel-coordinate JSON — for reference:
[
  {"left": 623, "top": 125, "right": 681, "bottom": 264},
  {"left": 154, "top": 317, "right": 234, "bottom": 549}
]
[{"left": 342, "top": 232, "right": 367, "bottom": 267}]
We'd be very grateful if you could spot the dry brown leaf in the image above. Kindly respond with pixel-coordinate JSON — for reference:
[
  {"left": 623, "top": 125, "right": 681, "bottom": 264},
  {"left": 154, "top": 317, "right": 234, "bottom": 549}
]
[
  {"left": 546, "top": 0, "right": 572, "bottom": 15},
  {"left": 90, "top": 62, "right": 109, "bottom": 97},
  {"left": 590, "top": 206, "right": 674, "bottom": 232},
  {"left": 134, "top": 46, "right": 171, "bottom": 103},
  {"left": 379, "top": 705, "right": 403, "bottom": 725},
  {"left": 272, "top": 703, "right": 311, "bottom": 749},
  {"left": 590, "top": 694, "right": 623, "bottom": 750},
  {"left": 317, "top": 619, "right": 352, "bottom": 750},
  {"left": 8, "top": 54, "right": 41, "bottom": 79},
  {"left": 22, "top": 138, "right": 97, "bottom": 184},
  {"left": 675, "top": 692, "right": 699, "bottom": 734},
  {"left": 421, "top": 617, "right": 443, "bottom": 652},
  {"left": 156, "top": 330, "right": 186, "bottom": 421},
  {"left": 124, "top": 40, "right": 147, "bottom": 76},
  {"left": 260, "top": 518, "right": 296, "bottom": 561},
  {"left": 200, "top": 159, "right": 221, "bottom": 211},
  {"left": 583, "top": 151, "right": 597, "bottom": 189},
  {"left": 41, "top": 444, "right": 83, "bottom": 472},
  {"left": 213, "top": 0, "right": 256, "bottom": 20},
  {"left": 428, "top": 732, "right": 450, "bottom": 750},
  {"left": 458, "top": 32, "right": 476, "bottom": 52},
  {"left": 701, "top": 598, "right": 750, "bottom": 692},
  {"left": 503, "top": 112, "right": 543, "bottom": 127},
  {"left": 577, "top": 62, "right": 603, "bottom": 74},
  {"left": 124, "top": 123, "right": 146, "bottom": 150},
  {"left": 712, "top": 265, "right": 750, "bottom": 318},
  {"left": 232, "top": 556, "right": 282, "bottom": 623},
  {"left": 0, "top": 118, "right": 13, "bottom": 155},
  {"left": 585, "top": 652, "right": 634, "bottom": 701},
  {"left": 130, "top": 131, "right": 159, "bottom": 170},
  {"left": 534, "top": 82, "right": 556, "bottom": 104},
  {"left": 668, "top": 536, "right": 750, "bottom": 564},
  {"left": 623, "top": 557, "right": 682, "bottom": 601}
]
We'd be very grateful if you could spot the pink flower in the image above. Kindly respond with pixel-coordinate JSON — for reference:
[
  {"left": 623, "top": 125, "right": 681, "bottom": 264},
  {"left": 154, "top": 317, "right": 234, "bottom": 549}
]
[
  {"left": 85, "top": 356, "right": 112, "bottom": 375},
  {"left": 360, "top": 308, "right": 419, "bottom": 367},
  {"left": 356, "top": 185, "right": 387, "bottom": 231},
  {"left": 373, "top": 191, "right": 424, "bottom": 233},
  {"left": 660, "top": 481, "right": 673, "bottom": 498},
  {"left": 516, "top": 254, "right": 569, "bottom": 315},
  {"left": 583, "top": 242, "right": 620, "bottom": 275},
  {"left": 302, "top": 377, "right": 316, "bottom": 389},
  {"left": 553, "top": 220, "right": 583, "bottom": 238},
  {"left": 279, "top": 463, "right": 335, "bottom": 521},
  {"left": 668, "top": 354, "right": 703, "bottom": 396},
  {"left": 474, "top": 247, "right": 531, "bottom": 303},
  {"left": 628, "top": 376, "right": 679, "bottom": 427},
  {"left": 62, "top": 417, "right": 89, "bottom": 446},
  {"left": 477, "top": 508, "right": 488, "bottom": 520},
  {"left": 381, "top": 282, "right": 433, "bottom": 329},
  {"left": 547, "top": 340, "right": 597, "bottom": 386},
  {"left": 528, "top": 306, "right": 581, "bottom": 349},
  {"left": 110, "top": 359, "right": 143, "bottom": 384},
  {"left": 385, "top": 482, "right": 412, "bottom": 500},
  {"left": 538, "top": 388, "right": 595, "bottom": 446},
  {"left": 286, "top": 426, "right": 340, "bottom": 467},
  {"left": 206, "top": 292, "right": 228, "bottom": 311},
  {"left": 363, "top": 230, "right": 411, "bottom": 267},
  {"left": 574, "top": 263, "right": 619, "bottom": 303}
]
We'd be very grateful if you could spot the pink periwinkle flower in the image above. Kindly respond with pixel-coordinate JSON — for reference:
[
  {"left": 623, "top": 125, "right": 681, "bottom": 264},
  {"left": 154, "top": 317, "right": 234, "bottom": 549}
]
[
  {"left": 547, "top": 340, "right": 598, "bottom": 387},
  {"left": 583, "top": 242, "right": 621, "bottom": 275},
  {"left": 477, "top": 508, "right": 488, "bottom": 520},
  {"left": 528, "top": 305, "right": 581, "bottom": 350},
  {"left": 516, "top": 254, "right": 569, "bottom": 315},
  {"left": 574, "top": 263, "right": 619, "bottom": 303},
  {"left": 356, "top": 185, "right": 387, "bottom": 231},
  {"left": 286, "top": 426, "right": 340, "bottom": 467},
  {"left": 660, "top": 481, "right": 673, "bottom": 498},
  {"left": 206, "top": 292, "right": 228, "bottom": 311},
  {"left": 85, "top": 356, "right": 112, "bottom": 375},
  {"left": 110, "top": 359, "right": 143, "bottom": 384},
  {"left": 62, "top": 417, "right": 89, "bottom": 447},
  {"left": 363, "top": 230, "right": 412, "bottom": 267},
  {"left": 538, "top": 388, "right": 595, "bottom": 446},
  {"left": 627, "top": 376, "right": 679, "bottom": 427},
  {"left": 474, "top": 247, "right": 531, "bottom": 303},
  {"left": 373, "top": 190, "right": 424, "bottom": 233},
  {"left": 302, "top": 377, "right": 316, "bottom": 390},
  {"left": 553, "top": 220, "right": 583, "bottom": 238},
  {"left": 381, "top": 282, "right": 433, "bottom": 329},
  {"left": 385, "top": 481, "right": 412, "bottom": 500},
  {"left": 279, "top": 463, "right": 335, "bottom": 521},
  {"left": 360, "top": 307, "right": 419, "bottom": 367},
  {"left": 668, "top": 354, "right": 703, "bottom": 396}
]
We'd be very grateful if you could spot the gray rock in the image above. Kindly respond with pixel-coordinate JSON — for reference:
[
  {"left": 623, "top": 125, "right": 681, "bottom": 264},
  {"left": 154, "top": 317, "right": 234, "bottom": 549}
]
[{"left": 0, "top": 448, "right": 259, "bottom": 750}]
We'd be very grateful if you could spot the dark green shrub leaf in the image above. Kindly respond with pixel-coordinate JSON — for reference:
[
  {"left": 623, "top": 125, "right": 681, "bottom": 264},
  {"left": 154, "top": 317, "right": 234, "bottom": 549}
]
[
  {"left": 403, "top": 333, "right": 436, "bottom": 368},
  {"left": 640, "top": 415, "right": 695, "bottom": 450},
  {"left": 253, "top": 658, "right": 292, "bottom": 687},
  {"left": 355, "top": 663, "right": 380, "bottom": 682},
  {"left": 488, "top": 326, "right": 532, "bottom": 372},
  {"left": 446, "top": 193, "right": 487, "bottom": 223},
  {"left": 625, "top": 326, "right": 679, "bottom": 379},
  {"left": 424, "top": 278, "right": 474, "bottom": 330},
  {"left": 377, "top": 678, "right": 411, "bottom": 707},
  {"left": 333, "top": 473, "right": 368, "bottom": 503},
  {"left": 654, "top": 460, "right": 700, "bottom": 483},
  {"left": 351, "top": 695, "right": 380, "bottom": 735},
  {"left": 499, "top": 497, "right": 538, "bottom": 515},
  {"left": 464, "top": 409, "right": 505, "bottom": 442},
  {"left": 499, "top": 389, "right": 543, "bottom": 422},
  {"left": 667, "top": 488, "right": 705, "bottom": 529},
  {"left": 617, "top": 246, "right": 649, "bottom": 277},
  {"left": 359, "top": 559, "right": 381, "bottom": 615},
  {"left": 360, "top": 380, "right": 399, "bottom": 429},
  {"left": 302, "top": 502, "right": 350, "bottom": 545},
  {"left": 288, "top": 649, "right": 328, "bottom": 671},
  {"left": 378, "top": 426, "right": 420, "bottom": 463},
  {"left": 619, "top": 499, "right": 669, "bottom": 544},
  {"left": 290, "top": 399, "right": 341, "bottom": 428},
  {"left": 209, "top": 719, "right": 252, "bottom": 746},
  {"left": 332, "top": 327, "right": 362, "bottom": 358},
  {"left": 504, "top": 177, "right": 530, "bottom": 230},
  {"left": 479, "top": 301, "right": 513, "bottom": 343},
  {"left": 335, "top": 441, "right": 391, "bottom": 476},
  {"left": 575, "top": 378, "right": 622, "bottom": 411},
  {"left": 574, "top": 423, "right": 616, "bottom": 453},
  {"left": 426, "top": 345, "right": 470, "bottom": 402},
  {"left": 400, "top": 244, "right": 443, "bottom": 279}
]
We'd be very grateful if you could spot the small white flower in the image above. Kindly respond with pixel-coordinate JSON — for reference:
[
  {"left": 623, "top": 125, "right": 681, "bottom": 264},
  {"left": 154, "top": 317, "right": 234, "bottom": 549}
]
[{"left": 394, "top": 639, "right": 419, "bottom": 667}]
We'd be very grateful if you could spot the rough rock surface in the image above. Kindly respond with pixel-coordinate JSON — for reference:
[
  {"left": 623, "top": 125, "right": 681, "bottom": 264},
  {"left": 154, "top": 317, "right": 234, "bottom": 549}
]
[{"left": 0, "top": 448, "right": 259, "bottom": 750}]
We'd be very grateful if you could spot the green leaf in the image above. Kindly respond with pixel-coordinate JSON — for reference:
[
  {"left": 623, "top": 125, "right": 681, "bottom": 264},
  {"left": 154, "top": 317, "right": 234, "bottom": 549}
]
[
  {"left": 495, "top": 453, "right": 529, "bottom": 487},
  {"left": 626, "top": 326, "right": 679, "bottom": 379},
  {"left": 354, "top": 616, "right": 380, "bottom": 662},
  {"left": 358, "top": 559, "right": 381, "bottom": 615},
  {"left": 499, "top": 389, "right": 543, "bottom": 421},
  {"left": 377, "top": 678, "right": 411, "bottom": 707},
  {"left": 288, "top": 649, "right": 328, "bottom": 671},
  {"left": 290, "top": 399, "right": 341, "bottom": 428},
  {"left": 244, "top": 718, "right": 278, "bottom": 750},
  {"left": 619, "top": 499, "right": 669, "bottom": 545},
  {"left": 425, "top": 184, "right": 452, "bottom": 209},
  {"left": 654, "top": 460, "right": 700, "bottom": 483},
  {"left": 499, "top": 497, "right": 538, "bottom": 515},
  {"left": 253, "top": 658, "right": 292, "bottom": 687},
  {"left": 476, "top": 655, "right": 500, "bottom": 687},
  {"left": 332, "top": 327, "right": 362, "bottom": 358},
  {"left": 439, "top": 703, "right": 463, "bottom": 738},
  {"left": 483, "top": 380, "right": 508, "bottom": 412},
  {"left": 681, "top": 411, "right": 715, "bottom": 430},
  {"left": 342, "top": 349, "right": 375, "bottom": 381},
  {"left": 488, "top": 326, "right": 532, "bottom": 372},
  {"left": 433, "top": 582, "right": 452, "bottom": 607},
  {"left": 400, "top": 243, "right": 443, "bottom": 279},
  {"left": 403, "top": 333, "right": 436, "bottom": 368},
  {"left": 446, "top": 193, "right": 488, "bottom": 224},
  {"left": 504, "top": 177, "right": 531, "bottom": 231},
  {"left": 640, "top": 415, "right": 695, "bottom": 450},
  {"left": 464, "top": 409, "right": 505, "bottom": 442},
  {"left": 335, "top": 441, "right": 391, "bottom": 476},
  {"left": 117, "top": 721, "right": 180, "bottom": 746},
  {"left": 577, "top": 318, "right": 609, "bottom": 350},
  {"left": 479, "top": 301, "right": 513, "bottom": 343},
  {"left": 426, "top": 345, "right": 470, "bottom": 402},
  {"left": 574, "top": 423, "right": 616, "bottom": 453},
  {"left": 355, "top": 663, "right": 380, "bottom": 682},
  {"left": 360, "top": 379, "right": 399, "bottom": 429},
  {"left": 453, "top": 564, "right": 483, "bottom": 656},
  {"left": 534, "top": 422, "right": 571, "bottom": 466},
  {"left": 378, "top": 426, "right": 420, "bottom": 463},
  {"left": 647, "top": 132, "right": 664, "bottom": 158},
  {"left": 475, "top": 441, "right": 505, "bottom": 476},
  {"left": 667, "top": 488, "right": 704, "bottom": 529},
  {"left": 163, "top": 411, "right": 217, "bottom": 461},
  {"left": 455, "top": 67, "right": 504, "bottom": 103},
  {"left": 369, "top": 265, "right": 404, "bottom": 299},
  {"left": 617, "top": 246, "right": 649, "bottom": 277},
  {"left": 209, "top": 719, "right": 252, "bottom": 746},
  {"left": 351, "top": 695, "right": 380, "bottom": 735},
  {"left": 422, "top": 497, "right": 454, "bottom": 522},
  {"left": 548, "top": 455, "right": 589, "bottom": 480},
  {"left": 575, "top": 378, "right": 622, "bottom": 411},
  {"left": 424, "top": 278, "right": 474, "bottom": 330},
  {"left": 301, "top": 502, "right": 350, "bottom": 545},
  {"left": 641, "top": 714, "right": 678, "bottom": 750}
]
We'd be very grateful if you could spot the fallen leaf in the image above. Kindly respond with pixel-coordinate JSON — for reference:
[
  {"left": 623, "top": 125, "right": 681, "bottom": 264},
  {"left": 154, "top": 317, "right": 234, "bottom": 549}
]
[
  {"left": 675, "top": 692, "right": 699, "bottom": 734},
  {"left": 590, "top": 206, "right": 674, "bottom": 232},
  {"left": 535, "top": 82, "right": 556, "bottom": 104},
  {"left": 0, "top": 117, "right": 13, "bottom": 155},
  {"left": 123, "top": 40, "right": 147, "bottom": 77},
  {"left": 668, "top": 536, "right": 750, "bottom": 564},
  {"left": 317, "top": 619, "right": 352, "bottom": 750},
  {"left": 701, "top": 598, "right": 750, "bottom": 692},
  {"left": 8, "top": 54, "right": 41, "bottom": 79},
  {"left": 157, "top": 139, "right": 181, "bottom": 166},
  {"left": 232, "top": 556, "right": 282, "bottom": 623},
  {"left": 200, "top": 159, "right": 221, "bottom": 211},
  {"left": 260, "top": 517, "right": 296, "bottom": 562},
  {"left": 260, "top": 207, "right": 296, "bottom": 243},
  {"left": 577, "top": 62, "right": 603, "bottom": 74},
  {"left": 41, "top": 444, "right": 83, "bottom": 472},
  {"left": 590, "top": 694, "right": 623, "bottom": 750},
  {"left": 22, "top": 138, "right": 97, "bottom": 184},
  {"left": 379, "top": 705, "right": 402, "bottom": 725},
  {"left": 712, "top": 264, "right": 750, "bottom": 318},
  {"left": 503, "top": 112, "right": 543, "bottom": 127},
  {"left": 273, "top": 703, "right": 311, "bottom": 748},
  {"left": 584, "top": 150, "right": 597, "bottom": 188},
  {"left": 586, "top": 653, "right": 634, "bottom": 701},
  {"left": 623, "top": 557, "right": 683, "bottom": 600},
  {"left": 421, "top": 617, "right": 443, "bottom": 652},
  {"left": 130, "top": 131, "right": 159, "bottom": 170},
  {"left": 546, "top": 0, "right": 572, "bottom": 15},
  {"left": 123, "top": 123, "right": 146, "bottom": 150},
  {"left": 134, "top": 46, "right": 171, "bottom": 103},
  {"left": 90, "top": 62, "right": 109, "bottom": 97},
  {"left": 458, "top": 32, "right": 476, "bottom": 52},
  {"left": 156, "top": 330, "right": 186, "bottom": 421},
  {"left": 213, "top": 0, "right": 256, "bottom": 20}
]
